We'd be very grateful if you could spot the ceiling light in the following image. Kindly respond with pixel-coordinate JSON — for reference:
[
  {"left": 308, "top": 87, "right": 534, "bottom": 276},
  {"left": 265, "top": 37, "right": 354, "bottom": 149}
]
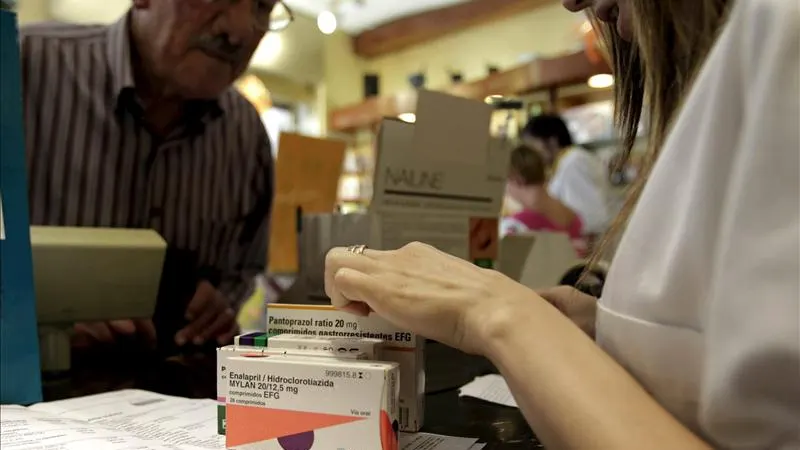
[
  {"left": 588, "top": 73, "right": 614, "bottom": 89},
  {"left": 317, "top": 10, "right": 338, "bottom": 35},
  {"left": 484, "top": 95, "right": 503, "bottom": 104},
  {"left": 398, "top": 113, "right": 416, "bottom": 123}
]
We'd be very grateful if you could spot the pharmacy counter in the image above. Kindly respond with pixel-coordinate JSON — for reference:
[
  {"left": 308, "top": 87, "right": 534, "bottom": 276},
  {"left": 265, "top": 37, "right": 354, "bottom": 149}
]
[{"left": 42, "top": 341, "right": 542, "bottom": 449}]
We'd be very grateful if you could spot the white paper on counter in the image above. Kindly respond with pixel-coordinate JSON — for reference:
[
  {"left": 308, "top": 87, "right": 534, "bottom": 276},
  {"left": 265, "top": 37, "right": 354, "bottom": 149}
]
[
  {"left": 400, "top": 432, "right": 479, "bottom": 450},
  {"left": 0, "top": 404, "right": 175, "bottom": 450},
  {"left": 458, "top": 374, "right": 518, "bottom": 408},
  {"left": 27, "top": 390, "right": 224, "bottom": 449}
]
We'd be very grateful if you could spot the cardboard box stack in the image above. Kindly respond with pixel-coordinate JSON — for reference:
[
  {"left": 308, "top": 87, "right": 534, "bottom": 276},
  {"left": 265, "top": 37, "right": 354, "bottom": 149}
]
[
  {"left": 266, "top": 304, "right": 424, "bottom": 432},
  {"left": 221, "top": 90, "right": 511, "bottom": 449}
]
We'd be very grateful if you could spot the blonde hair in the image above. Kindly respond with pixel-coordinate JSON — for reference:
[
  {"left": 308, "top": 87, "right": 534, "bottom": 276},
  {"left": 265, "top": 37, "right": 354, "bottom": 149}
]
[{"left": 592, "top": 0, "right": 733, "bottom": 260}]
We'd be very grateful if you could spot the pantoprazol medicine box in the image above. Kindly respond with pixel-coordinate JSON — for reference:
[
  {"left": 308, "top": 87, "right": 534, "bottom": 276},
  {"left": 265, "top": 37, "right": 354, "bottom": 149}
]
[
  {"left": 225, "top": 355, "right": 399, "bottom": 450},
  {"left": 217, "top": 345, "right": 368, "bottom": 435},
  {"left": 267, "top": 304, "right": 425, "bottom": 432},
  {"left": 267, "top": 333, "right": 384, "bottom": 360},
  {"left": 235, "top": 332, "right": 275, "bottom": 347}
]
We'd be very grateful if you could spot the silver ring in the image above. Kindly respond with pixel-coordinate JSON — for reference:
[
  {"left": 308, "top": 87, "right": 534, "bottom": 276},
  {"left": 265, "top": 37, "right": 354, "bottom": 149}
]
[{"left": 347, "top": 244, "right": 367, "bottom": 255}]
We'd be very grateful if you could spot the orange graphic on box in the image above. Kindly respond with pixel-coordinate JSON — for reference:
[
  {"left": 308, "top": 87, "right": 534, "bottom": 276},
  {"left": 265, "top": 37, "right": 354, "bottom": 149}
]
[
  {"left": 226, "top": 404, "right": 365, "bottom": 447},
  {"left": 469, "top": 217, "right": 499, "bottom": 261}
]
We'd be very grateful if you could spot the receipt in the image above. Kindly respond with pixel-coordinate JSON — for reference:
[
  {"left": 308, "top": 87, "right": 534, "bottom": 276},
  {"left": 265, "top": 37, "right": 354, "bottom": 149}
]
[
  {"left": 458, "top": 374, "right": 518, "bottom": 408},
  {"left": 400, "top": 432, "right": 480, "bottom": 450}
]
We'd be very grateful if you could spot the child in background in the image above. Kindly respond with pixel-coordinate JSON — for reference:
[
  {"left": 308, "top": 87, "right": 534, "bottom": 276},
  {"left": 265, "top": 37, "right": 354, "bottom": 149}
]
[{"left": 502, "top": 145, "right": 588, "bottom": 257}]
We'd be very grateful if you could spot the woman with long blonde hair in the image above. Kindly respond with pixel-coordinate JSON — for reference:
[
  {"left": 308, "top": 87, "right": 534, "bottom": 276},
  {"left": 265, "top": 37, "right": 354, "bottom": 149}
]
[{"left": 324, "top": 0, "right": 799, "bottom": 447}]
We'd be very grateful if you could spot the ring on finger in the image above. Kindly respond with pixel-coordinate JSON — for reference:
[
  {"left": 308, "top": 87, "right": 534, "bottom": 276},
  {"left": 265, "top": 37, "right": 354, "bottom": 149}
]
[{"left": 346, "top": 244, "right": 368, "bottom": 255}]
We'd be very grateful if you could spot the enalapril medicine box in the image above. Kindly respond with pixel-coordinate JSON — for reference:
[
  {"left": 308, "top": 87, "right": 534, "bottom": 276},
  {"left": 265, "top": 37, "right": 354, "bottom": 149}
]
[
  {"left": 217, "top": 345, "right": 368, "bottom": 435},
  {"left": 266, "top": 304, "right": 425, "bottom": 432},
  {"left": 225, "top": 355, "right": 400, "bottom": 450}
]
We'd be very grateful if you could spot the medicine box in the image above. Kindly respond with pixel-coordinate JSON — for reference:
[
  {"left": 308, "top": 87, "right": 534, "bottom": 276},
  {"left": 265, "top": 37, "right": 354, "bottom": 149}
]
[
  {"left": 217, "top": 345, "right": 368, "bottom": 435},
  {"left": 225, "top": 355, "right": 399, "bottom": 450},
  {"left": 235, "top": 332, "right": 275, "bottom": 347},
  {"left": 267, "top": 304, "right": 425, "bottom": 432},
  {"left": 267, "top": 333, "right": 384, "bottom": 360}
]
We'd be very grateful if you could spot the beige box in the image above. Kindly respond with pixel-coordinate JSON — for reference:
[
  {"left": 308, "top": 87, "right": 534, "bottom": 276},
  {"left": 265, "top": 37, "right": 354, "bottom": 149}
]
[
  {"left": 369, "top": 91, "right": 511, "bottom": 267},
  {"left": 267, "top": 304, "right": 425, "bottom": 432},
  {"left": 225, "top": 355, "right": 399, "bottom": 450},
  {"left": 217, "top": 345, "right": 367, "bottom": 435},
  {"left": 267, "top": 333, "right": 384, "bottom": 360},
  {"left": 497, "top": 233, "right": 583, "bottom": 290}
]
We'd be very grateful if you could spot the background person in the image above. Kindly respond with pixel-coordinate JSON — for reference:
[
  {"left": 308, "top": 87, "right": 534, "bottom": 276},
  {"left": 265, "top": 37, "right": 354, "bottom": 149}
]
[
  {"left": 324, "top": 0, "right": 799, "bottom": 448},
  {"left": 521, "top": 114, "right": 610, "bottom": 238},
  {"left": 20, "top": 0, "right": 293, "bottom": 349},
  {"left": 502, "top": 145, "right": 588, "bottom": 257}
]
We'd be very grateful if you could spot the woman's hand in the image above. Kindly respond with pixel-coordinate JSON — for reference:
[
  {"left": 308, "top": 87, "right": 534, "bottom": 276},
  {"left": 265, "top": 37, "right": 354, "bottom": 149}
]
[
  {"left": 537, "top": 286, "right": 598, "bottom": 338},
  {"left": 324, "top": 242, "right": 541, "bottom": 356}
]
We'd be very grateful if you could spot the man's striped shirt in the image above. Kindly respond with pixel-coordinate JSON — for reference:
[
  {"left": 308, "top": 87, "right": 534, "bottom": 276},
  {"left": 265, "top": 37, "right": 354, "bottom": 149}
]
[{"left": 19, "top": 15, "right": 274, "bottom": 309}]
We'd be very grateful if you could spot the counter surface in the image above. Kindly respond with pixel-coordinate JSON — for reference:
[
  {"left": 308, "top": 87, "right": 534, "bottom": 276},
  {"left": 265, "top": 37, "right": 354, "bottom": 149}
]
[{"left": 43, "top": 341, "right": 542, "bottom": 449}]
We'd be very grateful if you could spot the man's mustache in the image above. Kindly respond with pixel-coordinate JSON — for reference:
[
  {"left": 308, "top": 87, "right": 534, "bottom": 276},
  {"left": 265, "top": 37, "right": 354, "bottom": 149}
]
[{"left": 191, "top": 35, "right": 247, "bottom": 64}]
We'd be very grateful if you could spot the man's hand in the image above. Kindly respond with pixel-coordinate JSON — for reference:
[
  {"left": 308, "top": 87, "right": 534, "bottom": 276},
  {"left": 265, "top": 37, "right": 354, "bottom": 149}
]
[
  {"left": 175, "top": 281, "right": 238, "bottom": 347},
  {"left": 73, "top": 320, "right": 156, "bottom": 348}
]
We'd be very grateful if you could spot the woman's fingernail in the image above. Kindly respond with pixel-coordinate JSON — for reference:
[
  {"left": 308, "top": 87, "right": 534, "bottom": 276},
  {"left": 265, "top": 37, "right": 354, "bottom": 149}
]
[
  {"left": 193, "top": 336, "right": 205, "bottom": 346},
  {"left": 175, "top": 334, "right": 186, "bottom": 346}
]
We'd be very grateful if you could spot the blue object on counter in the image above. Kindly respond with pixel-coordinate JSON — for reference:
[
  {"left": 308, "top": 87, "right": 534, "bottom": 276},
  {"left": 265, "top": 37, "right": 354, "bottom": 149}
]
[{"left": 0, "top": 10, "right": 43, "bottom": 405}]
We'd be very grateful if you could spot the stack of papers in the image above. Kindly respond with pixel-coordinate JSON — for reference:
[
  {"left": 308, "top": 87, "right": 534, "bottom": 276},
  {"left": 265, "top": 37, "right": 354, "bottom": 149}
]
[
  {"left": 1, "top": 390, "right": 224, "bottom": 449},
  {"left": 459, "top": 374, "right": 519, "bottom": 408}
]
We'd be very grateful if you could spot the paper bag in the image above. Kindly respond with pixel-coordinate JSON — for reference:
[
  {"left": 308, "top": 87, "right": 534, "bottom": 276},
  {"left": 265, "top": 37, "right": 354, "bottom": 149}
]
[{"left": 268, "top": 133, "right": 346, "bottom": 274}]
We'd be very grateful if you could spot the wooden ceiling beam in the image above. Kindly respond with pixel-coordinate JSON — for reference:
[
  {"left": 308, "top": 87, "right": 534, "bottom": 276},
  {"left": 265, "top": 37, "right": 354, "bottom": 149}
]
[{"left": 353, "top": 0, "right": 557, "bottom": 59}]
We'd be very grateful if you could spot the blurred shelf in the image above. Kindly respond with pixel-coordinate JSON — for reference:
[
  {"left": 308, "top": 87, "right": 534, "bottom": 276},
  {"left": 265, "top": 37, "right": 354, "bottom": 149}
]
[{"left": 328, "top": 49, "right": 611, "bottom": 132}]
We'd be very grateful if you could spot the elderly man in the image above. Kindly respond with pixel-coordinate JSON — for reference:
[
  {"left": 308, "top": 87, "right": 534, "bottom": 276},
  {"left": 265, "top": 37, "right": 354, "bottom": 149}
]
[{"left": 20, "top": 0, "right": 292, "bottom": 349}]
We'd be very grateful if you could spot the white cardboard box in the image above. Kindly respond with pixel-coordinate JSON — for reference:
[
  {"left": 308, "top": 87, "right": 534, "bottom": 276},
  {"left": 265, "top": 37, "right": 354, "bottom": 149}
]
[
  {"left": 217, "top": 345, "right": 367, "bottom": 435},
  {"left": 267, "top": 333, "right": 384, "bottom": 360},
  {"left": 225, "top": 355, "right": 399, "bottom": 450},
  {"left": 266, "top": 304, "right": 425, "bottom": 432}
]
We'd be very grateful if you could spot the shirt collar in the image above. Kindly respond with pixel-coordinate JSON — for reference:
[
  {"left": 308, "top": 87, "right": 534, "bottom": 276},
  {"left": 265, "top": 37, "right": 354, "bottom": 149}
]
[
  {"left": 105, "top": 13, "right": 225, "bottom": 123},
  {"left": 106, "top": 13, "right": 135, "bottom": 97}
]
